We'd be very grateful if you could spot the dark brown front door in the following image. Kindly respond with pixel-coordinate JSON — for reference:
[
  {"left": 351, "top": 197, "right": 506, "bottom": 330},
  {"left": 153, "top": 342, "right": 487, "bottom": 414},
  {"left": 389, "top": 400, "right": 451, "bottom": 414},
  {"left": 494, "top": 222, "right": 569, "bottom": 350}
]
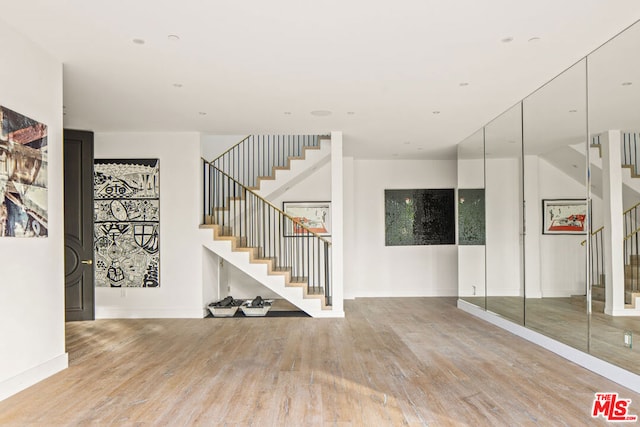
[{"left": 64, "top": 129, "right": 95, "bottom": 321}]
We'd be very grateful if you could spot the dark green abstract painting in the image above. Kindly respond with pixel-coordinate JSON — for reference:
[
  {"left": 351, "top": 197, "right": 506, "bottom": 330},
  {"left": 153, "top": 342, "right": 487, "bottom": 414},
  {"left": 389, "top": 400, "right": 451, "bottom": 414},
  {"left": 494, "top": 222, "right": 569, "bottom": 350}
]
[
  {"left": 458, "top": 188, "right": 485, "bottom": 245},
  {"left": 384, "top": 189, "right": 455, "bottom": 246}
]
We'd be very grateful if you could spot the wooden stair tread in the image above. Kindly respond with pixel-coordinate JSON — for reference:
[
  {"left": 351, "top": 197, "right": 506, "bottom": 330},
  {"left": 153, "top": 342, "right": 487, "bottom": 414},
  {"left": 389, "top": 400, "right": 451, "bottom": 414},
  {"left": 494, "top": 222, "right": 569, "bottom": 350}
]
[{"left": 208, "top": 229, "right": 330, "bottom": 309}]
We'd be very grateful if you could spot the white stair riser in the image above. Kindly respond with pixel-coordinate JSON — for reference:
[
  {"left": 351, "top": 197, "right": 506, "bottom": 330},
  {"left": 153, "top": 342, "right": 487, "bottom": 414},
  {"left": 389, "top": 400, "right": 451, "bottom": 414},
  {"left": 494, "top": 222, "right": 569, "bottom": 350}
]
[
  {"left": 255, "top": 140, "right": 331, "bottom": 200},
  {"left": 203, "top": 238, "right": 333, "bottom": 317}
]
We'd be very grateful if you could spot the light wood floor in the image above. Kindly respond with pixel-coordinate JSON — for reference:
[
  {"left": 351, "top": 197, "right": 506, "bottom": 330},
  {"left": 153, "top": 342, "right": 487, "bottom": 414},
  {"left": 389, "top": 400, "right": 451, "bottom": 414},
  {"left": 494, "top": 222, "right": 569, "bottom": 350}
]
[
  {"left": 462, "top": 296, "right": 640, "bottom": 373},
  {"left": 0, "top": 298, "right": 637, "bottom": 426}
]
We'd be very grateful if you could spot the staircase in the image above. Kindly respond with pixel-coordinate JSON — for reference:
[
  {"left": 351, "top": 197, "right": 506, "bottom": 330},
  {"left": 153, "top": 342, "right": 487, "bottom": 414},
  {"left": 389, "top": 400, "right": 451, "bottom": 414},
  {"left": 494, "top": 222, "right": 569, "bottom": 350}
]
[
  {"left": 624, "top": 255, "right": 640, "bottom": 308},
  {"left": 581, "top": 133, "right": 640, "bottom": 313},
  {"left": 201, "top": 135, "right": 335, "bottom": 317},
  {"left": 576, "top": 227, "right": 605, "bottom": 312}
]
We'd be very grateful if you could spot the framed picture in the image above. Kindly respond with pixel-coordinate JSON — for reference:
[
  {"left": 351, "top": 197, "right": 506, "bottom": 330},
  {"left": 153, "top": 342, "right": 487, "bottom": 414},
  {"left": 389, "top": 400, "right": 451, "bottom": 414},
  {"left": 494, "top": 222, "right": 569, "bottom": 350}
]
[
  {"left": 0, "top": 105, "right": 48, "bottom": 238},
  {"left": 542, "top": 199, "right": 587, "bottom": 235},
  {"left": 283, "top": 201, "right": 331, "bottom": 237},
  {"left": 385, "top": 189, "right": 455, "bottom": 246},
  {"left": 94, "top": 159, "right": 160, "bottom": 287}
]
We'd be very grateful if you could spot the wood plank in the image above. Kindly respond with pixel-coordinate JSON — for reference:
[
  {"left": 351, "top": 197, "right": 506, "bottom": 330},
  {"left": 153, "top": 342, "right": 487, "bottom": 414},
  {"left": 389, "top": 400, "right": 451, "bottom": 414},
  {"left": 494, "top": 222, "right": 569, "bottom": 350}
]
[{"left": 0, "top": 298, "right": 636, "bottom": 426}]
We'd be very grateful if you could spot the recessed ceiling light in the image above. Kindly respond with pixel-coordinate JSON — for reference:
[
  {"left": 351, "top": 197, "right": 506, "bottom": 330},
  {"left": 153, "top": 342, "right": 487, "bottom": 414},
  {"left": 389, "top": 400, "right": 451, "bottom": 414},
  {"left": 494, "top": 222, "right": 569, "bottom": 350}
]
[
  {"left": 168, "top": 34, "right": 180, "bottom": 42},
  {"left": 173, "top": 83, "right": 183, "bottom": 88},
  {"left": 198, "top": 112, "right": 207, "bottom": 116},
  {"left": 569, "top": 109, "right": 577, "bottom": 113},
  {"left": 501, "top": 37, "right": 514, "bottom": 43},
  {"left": 310, "top": 110, "right": 332, "bottom": 117},
  {"left": 432, "top": 111, "right": 441, "bottom": 115},
  {"left": 622, "top": 82, "right": 633, "bottom": 86},
  {"left": 132, "top": 38, "right": 145, "bottom": 45},
  {"left": 459, "top": 82, "right": 469, "bottom": 87},
  {"left": 284, "top": 112, "right": 292, "bottom": 115},
  {"left": 528, "top": 37, "right": 541, "bottom": 42}
]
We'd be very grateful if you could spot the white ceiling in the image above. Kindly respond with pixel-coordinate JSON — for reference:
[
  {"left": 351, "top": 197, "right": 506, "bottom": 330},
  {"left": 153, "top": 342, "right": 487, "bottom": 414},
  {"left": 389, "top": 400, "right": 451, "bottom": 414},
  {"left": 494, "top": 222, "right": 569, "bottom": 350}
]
[{"left": 1, "top": 1, "right": 639, "bottom": 159}]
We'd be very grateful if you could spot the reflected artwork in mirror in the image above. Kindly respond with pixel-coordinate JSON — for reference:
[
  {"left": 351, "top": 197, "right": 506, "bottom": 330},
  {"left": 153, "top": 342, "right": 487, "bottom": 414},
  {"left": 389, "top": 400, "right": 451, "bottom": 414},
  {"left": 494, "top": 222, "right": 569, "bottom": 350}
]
[
  {"left": 458, "top": 189, "right": 485, "bottom": 245},
  {"left": 587, "top": 19, "right": 640, "bottom": 373},
  {"left": 457, "top": 130, "right": 486, "bottom": 309},
  {"left": 457, "top": 16, "right": 640, "bottom": 380},
  {"left": 523, "top": 58, "right": 589, "bottom": 352}
]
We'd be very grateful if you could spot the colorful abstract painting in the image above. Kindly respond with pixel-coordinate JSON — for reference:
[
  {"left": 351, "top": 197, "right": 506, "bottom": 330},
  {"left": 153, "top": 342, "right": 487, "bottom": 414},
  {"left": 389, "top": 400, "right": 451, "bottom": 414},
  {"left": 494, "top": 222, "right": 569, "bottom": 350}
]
[
  {"left": 0, "top": 105, "right": 48, "bottom": 237},
  {"left": 385, "top": 189, "right": 455, "bottom": 246},
  {"left": 542, "top": 199, "right": 587, "bottom": 235},
  {"left": 458, "top": 189, "right": 485, "bottom": 245},
  {"left": 283, "top": 201, "right": 331, "bottom": 237},
  {"left": 94, "top": 159, "right": 160, "bottom": 287}
]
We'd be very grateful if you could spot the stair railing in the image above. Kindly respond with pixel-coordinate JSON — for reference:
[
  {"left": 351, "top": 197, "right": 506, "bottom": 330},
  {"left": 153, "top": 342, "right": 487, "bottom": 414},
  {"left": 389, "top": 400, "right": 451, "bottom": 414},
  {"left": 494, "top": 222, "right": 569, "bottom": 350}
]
[
  {"left": 211, "top": 135, "right": 326, "bottom": 188},
  {"left": 624, "top": 201, "right": 640, "bottom": 294},
  {"left": 202, "top": 159, "right": 332, "bottom": 306},
  {"left": 582, "top": 226, "right": 605, "bottom": 290},
  {"left": 622, "top": 132, "right": 640, "bottom": 175}
]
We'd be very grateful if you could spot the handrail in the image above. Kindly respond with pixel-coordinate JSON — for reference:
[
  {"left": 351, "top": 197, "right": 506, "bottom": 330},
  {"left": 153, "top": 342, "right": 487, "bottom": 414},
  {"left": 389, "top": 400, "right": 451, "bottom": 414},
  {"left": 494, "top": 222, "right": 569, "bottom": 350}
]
[
  {"left": 581, "top": 226, "right": 604, "bottom": 246},
  {"left": 623, "top": 199, "right": 640, "bottom": 215},
  {"left": 203, "top": 158, "right": 332, "bottom": 246},
  {"left": 211, "top": 135, "right": 251, "bottom": 163},
  {"left": 203, "top": 159, "right": 332, "bottom": 306},
  {"left": 624, "top": 225, "right": 640, "bottom": 242},
  {"left": 208, "top": 134, "right": 325, "bottom": 189}
]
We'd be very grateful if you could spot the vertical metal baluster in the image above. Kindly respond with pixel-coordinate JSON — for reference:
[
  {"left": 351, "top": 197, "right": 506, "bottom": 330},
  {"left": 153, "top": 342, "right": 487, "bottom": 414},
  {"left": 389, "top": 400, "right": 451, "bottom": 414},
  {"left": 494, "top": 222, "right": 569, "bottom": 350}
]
[
  {"left": 202, "top": 160, "right": 205, "bottom": 224},
  {"left": 308, "top": 229, "right": 311, "bottom": 292},
  {"left": 278, "top": 212, "right": 282, "bottom": 270},
  {"left": 267, "top": 205, "right": 271, "bottom": 259},
  {"left": 318, "top": 239, "right": 322, "bottom": 297}
]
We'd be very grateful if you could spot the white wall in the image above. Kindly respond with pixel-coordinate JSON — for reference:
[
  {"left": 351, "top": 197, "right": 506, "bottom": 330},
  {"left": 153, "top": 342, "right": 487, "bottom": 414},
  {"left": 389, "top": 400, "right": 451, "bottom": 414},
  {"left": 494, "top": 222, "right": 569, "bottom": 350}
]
[
  {"left": 201, "top": 134, "right": 246, "bottom": 161},
  {"left": 458, "top": 158, "right": 484, "bottom": 188},
  {"left": 537, "top": 157, "right": 591, "bottom": 297},
  {"left": 0, "top": 21, "right": 67, "bottom": 401},
  {"left": 457, "top": 157, "right": 486, "bottom": 297},
  {"left": 94, "top": 132, "right": 207, "bottom": 318},
  {"left": 346, "top": 159, "right": 458, "bottom": 298},
  {"left": 485, "top": 158, "right": 522, "bottom": 296},
  {"left": 458, "top": 246, "right": 486, "bottom": 297},
  {"left": 226, "top": 263, "right": 280, "bottom": 300},
  {"left": 271, "top": 162, "right": 331, "bottom": 206}
]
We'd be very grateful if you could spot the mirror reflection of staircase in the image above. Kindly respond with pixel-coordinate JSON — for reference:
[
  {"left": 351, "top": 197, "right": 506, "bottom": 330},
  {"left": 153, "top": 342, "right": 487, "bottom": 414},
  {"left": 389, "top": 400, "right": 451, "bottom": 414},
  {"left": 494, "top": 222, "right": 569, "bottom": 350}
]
[{"left": 570, "top": 132, "right": 640, "bottom": 314}]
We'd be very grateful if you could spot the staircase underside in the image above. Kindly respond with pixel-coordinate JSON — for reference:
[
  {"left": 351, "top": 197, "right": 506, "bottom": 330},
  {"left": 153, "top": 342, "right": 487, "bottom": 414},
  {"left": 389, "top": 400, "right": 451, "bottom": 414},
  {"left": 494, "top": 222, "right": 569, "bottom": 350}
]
[{"left": 201, "top": 224, "right": 338, "bottom": 318}]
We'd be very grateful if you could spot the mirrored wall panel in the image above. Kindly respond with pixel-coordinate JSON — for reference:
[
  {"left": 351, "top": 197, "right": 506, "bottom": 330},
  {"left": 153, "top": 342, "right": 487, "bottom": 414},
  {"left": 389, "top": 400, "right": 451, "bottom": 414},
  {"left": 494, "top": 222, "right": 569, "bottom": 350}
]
[
  {"left": 456, "top": 18, "right": 640, "bottom": 376},
  {"left": 523, "top": 59, "right": 589, "bottom": 352},
  {"left": 588, "top": 20, "right": 640, "bottom": 373},
  {"left": 484, "top": 103, "right": 524, "bottom": 324},
  {"left": 457, "top": 129, "right": 486, "bottom": 309}
]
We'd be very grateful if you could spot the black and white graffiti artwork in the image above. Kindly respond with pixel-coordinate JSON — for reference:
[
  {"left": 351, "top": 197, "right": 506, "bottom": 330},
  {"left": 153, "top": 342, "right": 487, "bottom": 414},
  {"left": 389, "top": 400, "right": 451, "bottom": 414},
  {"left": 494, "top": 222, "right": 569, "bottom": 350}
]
[{"left": 94, "top": 159, "right": 160, "bottom": 288}]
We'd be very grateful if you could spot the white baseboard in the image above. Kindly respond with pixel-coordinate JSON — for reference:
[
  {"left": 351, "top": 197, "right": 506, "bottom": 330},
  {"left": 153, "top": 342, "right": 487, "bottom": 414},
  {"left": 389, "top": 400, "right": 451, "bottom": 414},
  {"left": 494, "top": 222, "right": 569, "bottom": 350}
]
[
  {"left": 96, "top": 307, "right": 205, "bottom": 319},
  {"left": 457, "top": 299, "right": 640, "bottom": 394},
  {"left": 0, "top": 353, "right": 68, "bottom": 402},
  {"left": 345, "top": 290, "right": 457, "bottom": 298}
]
